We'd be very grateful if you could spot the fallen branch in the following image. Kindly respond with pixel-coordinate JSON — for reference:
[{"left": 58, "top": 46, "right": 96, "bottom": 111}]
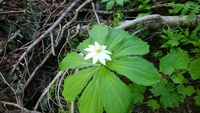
[
  {"left": 82, "top": 2, "right": 173, "bottom": 15},
  {"left": 115, "top": 14, "right": 200, "bottom": 29},
  {"left": 1, "top": 101, "right": 40, "bottom": 113},
  {"left": 10, "top": 0, "right": 80, "bottom": 75}
]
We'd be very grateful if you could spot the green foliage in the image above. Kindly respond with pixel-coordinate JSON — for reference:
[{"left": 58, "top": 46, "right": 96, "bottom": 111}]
[
  {"left": 100, "top": 67, "right": 133, "bottom": 113},
  {"left": 136, "top": 0, "right": 152, "bottom": 18},
  {"left": 129, "top": 83, "right": 146, "bottom": 104},
  {"left": 159, "top": 51, "right": 190, "bottom": 75},
  {"left": 160, "top": 26, "right": 200, "bottom": 54},
  {"left": 60, "top": 25, "right": 161, "bottom": 113},
  {"left": 112, "top": 12, "right": 124, "bottom": 26},
  {"left": 194, "top": 90, "right": 200, "bottom": 105},
  {"left": 102, "top": 0, "right": 130, "bottom": 10},
  {"left": 169, "top": 1, "right": 200, "bottom": 23},
  {"left": 60, "top": 52, "right": 93, "bottom": 71},
  {"left": 160, "top": 27, "right": 188, "bottom": 49},
  {"left": 177, "top": 84, "right": 195, "bottom": 97},
  {"left": 147, "top": 99, "right": 160, "bottom": 110},
  {"left": 136, "top": 0, "right": 151, "bottom": 10},
  {"left": 188, "top": 58, "right": 200, "bottom": 80},
  {"left": 107, "top": 57, "right": 161, "bottom": 86},
  {"left": 150, "top": 80, "right": 182, "bottom": 108}
]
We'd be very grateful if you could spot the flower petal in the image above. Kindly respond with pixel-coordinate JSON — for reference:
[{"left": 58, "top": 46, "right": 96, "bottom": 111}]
[
  {"left": 92, "top": 54, "right": 99, "bottom": 64},
  {"left": 102, "top": 45, "right": 106, "bottom": 49},
  {"left": 84, "top": 53, "right": 95, "bottom": 60},
  {"left": 95, "top": 41, "right": 100, "bottom": 47},
  {"left": 99, "top": 55, "right": 106, "bottom": 65},
  {"left": 103, "top": 54, "right": 111, "bottom": 61},
  {"left": 103, "top": 50, "right": 112, "bottom": 54}
]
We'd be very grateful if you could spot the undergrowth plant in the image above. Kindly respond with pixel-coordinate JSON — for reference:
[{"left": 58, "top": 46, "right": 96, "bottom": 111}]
[
  {"left": 60, "top": 25, "right": 161, "bottom": 113},
  {"left": 148, "top": 20, "right": 200, "bottom": 110},
  {"left": 136, "top": 0, "right": 152, "bottom": 18},
  {"left": 169, "top": 1, "right": 200, "bottom": 23},
  {"left": 112, "top": 12, "right": 124, "bottom": 26},
  {"left": 102, "top": 0, "right": 130, "bottom": 10}
]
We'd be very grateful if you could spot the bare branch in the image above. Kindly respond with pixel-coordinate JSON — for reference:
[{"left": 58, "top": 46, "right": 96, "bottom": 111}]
[
  {"left": 10, "top": 0, "right": 81, "bottom": 75},
  {"left": 115, "top": 14, "right": 200, "bottom": 29}
]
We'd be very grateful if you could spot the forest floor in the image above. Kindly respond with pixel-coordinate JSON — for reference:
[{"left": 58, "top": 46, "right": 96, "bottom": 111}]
[{"left": 0, "top": 0, "right": 200, "bottom": 113}]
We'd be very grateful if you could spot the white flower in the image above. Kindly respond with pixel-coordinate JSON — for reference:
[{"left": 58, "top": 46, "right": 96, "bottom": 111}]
[{"left": 84, "top": 41, "right": 112, "bottom": 65}]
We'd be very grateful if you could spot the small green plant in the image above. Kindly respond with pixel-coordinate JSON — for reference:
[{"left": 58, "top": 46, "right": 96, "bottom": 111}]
[
  {"left": 60, "top": 25, "right": 161, "bottom": 113},
  {"left": 150, "top": 80, "right": 195, "bottom": 109},
  {"left": 136, "top": 0, "right": 152, "bottom": 18},
  {"left": 102, "top": 0, "right": 130, "bottom": 10},
  {"left": 169, "top": 1, "right": 200, "bottom": 23},
  {"left": 160, "top": 26, "right": 200, "bottom": 54},
  {"left": 112, "top": 12, "right": 124, "bottom": 26},
  {"left": 194, "top": 90, "right": 200, "bottom": 105}
]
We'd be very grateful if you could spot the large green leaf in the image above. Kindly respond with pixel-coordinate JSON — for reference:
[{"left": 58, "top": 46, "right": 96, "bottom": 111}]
[
  {"left": 60, "top": 52, "right": 94, "bottom": 71},
  {"left": 106, "top": 28, "right": 129, "bottom": 52},
  {"left": 112, "top": 36, "right": 149, "bottom": 58},
  {"left": 100, "top": 67, "right": 133, "bottom": 113},
  {"left": 188, "top": 58, "right": 200, "bottom": 80},
  {"left": 78, "top": 74, "right": 103, "bottom": 113},
  {"left": 107, "top": 57, "right": 161, "bottom": 86},
  {"left": 159, "top": 52, "right": 190, "bottom": 75},
  {"left": 62, "top": 66, "right": 99, "bottom": 101},
  {"left": 89, "top": 24, "right": 108, "bottom": 45},
  {"left": 77, "top": 38, "right": 93, "bottom": 55}
]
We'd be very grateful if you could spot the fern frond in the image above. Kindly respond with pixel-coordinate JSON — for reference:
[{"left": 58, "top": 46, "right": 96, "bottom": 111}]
[{"left": 169, "top": 1, "right": 200, "bottom": 23}]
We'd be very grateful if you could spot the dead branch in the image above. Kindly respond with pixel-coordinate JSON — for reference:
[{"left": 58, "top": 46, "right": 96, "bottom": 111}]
[
  {"left": 1, "top": 101, "right": 41, "bottom": 113},
  {"left": 115, "top": 14, "right": 200, "bottom": 29},
  {"left": 82, "top": 2, "right": 173, "bottom": 15},
  {"left": 10, "top": 0, "right": 80, "bottom": 75},
  {"left": 34, "top": 71, "right": 63, "bottom": 110}
]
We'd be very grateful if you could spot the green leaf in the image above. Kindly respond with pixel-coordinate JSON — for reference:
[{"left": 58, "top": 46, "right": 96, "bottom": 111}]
[
  {"left": 129, "top": 83, "right": 146, "bottom": 104},
  {"left": 160, "top": 92, "right": 180, "bottom": 108},
  {"left": 77, "top": 38, "right": 93, "bottom": 55},
  {"left": 107, "top": 57, "right": 161, "bottom": 86},
  {"left": 170, "top": 73, "right": 185, "bottom": 83},
  {"left": 150, "top": 80, "right": 175, "bottom": 96},
  {"left": 147, "top": 99, "right": 160, "bottom": 110},
  {"left": 194, "top": 90, "right": 200, "bottom": 105},
  {"left": 112, "top": 36, "right": 149, "bottom": 58},
  {"left": 89, "top": 24, "right": 108, "bottom": 44},
  {"left": 100, "top": 67, "right": 133, "bottom": 113},
  {"left": 78, "top": 74, "right": 103, "bottom": 113},
  {"left": 116, "top": 0, "right": 124, "bottom": 6},
  {"left": 166, "top": 40, "right": 179, "bottom": 47},
  {"left": 188, "top": 58, "right": 200, "bottom": 80},
  {"left": 177, "top": 84, "right": 195, "bottom": 96},
  {"left": 106, "top": 0, "right": 115, "bottom": 10},
  {"left": 102, "top": 0, "right": 109, "bottom": 2},
  {"left": 159, "top": 52, "right": 190, "bottom": 75},
  {"left": 136, "top": 13, "right": 151, "bottom": 18},
  {"left": 60, "top": 52, "right": 94, "bottom": 71},
  {"left": 62, "top": 66, "right": 99, "bottom": 101},
  {"left": 106, "top": 28, "right": 129, "bottom": 52},
  {"left": 150, "top": 80, "right": 182, "bottom": 108}
]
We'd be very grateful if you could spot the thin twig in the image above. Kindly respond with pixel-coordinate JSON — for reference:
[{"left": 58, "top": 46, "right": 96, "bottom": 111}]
[
  {"left": 1, "top": 101, "right": 41, "bottom": 113},
  {"left": 92, "top": 2, "right": 100, "bottom": 24},
  {"left": 50, "top": 32, "right": 56, "bottom": 56},
  {"left": 1, "top": 101, "right": 28, "bottom": 112},
  {"left": 34, "top": 71, "right": 63, "bottom": 110},
  {"left": 24, "top": 51, "right": 52, "bottom": 89},
  {"left": 7, "top": 30, "right": 21, "bottom": 42},
  {"left": 0, "top": 72, "right": 17, "bottom": 103},
  {"left": 10, "top": 0, "right": 80, "bottom": 75}
]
